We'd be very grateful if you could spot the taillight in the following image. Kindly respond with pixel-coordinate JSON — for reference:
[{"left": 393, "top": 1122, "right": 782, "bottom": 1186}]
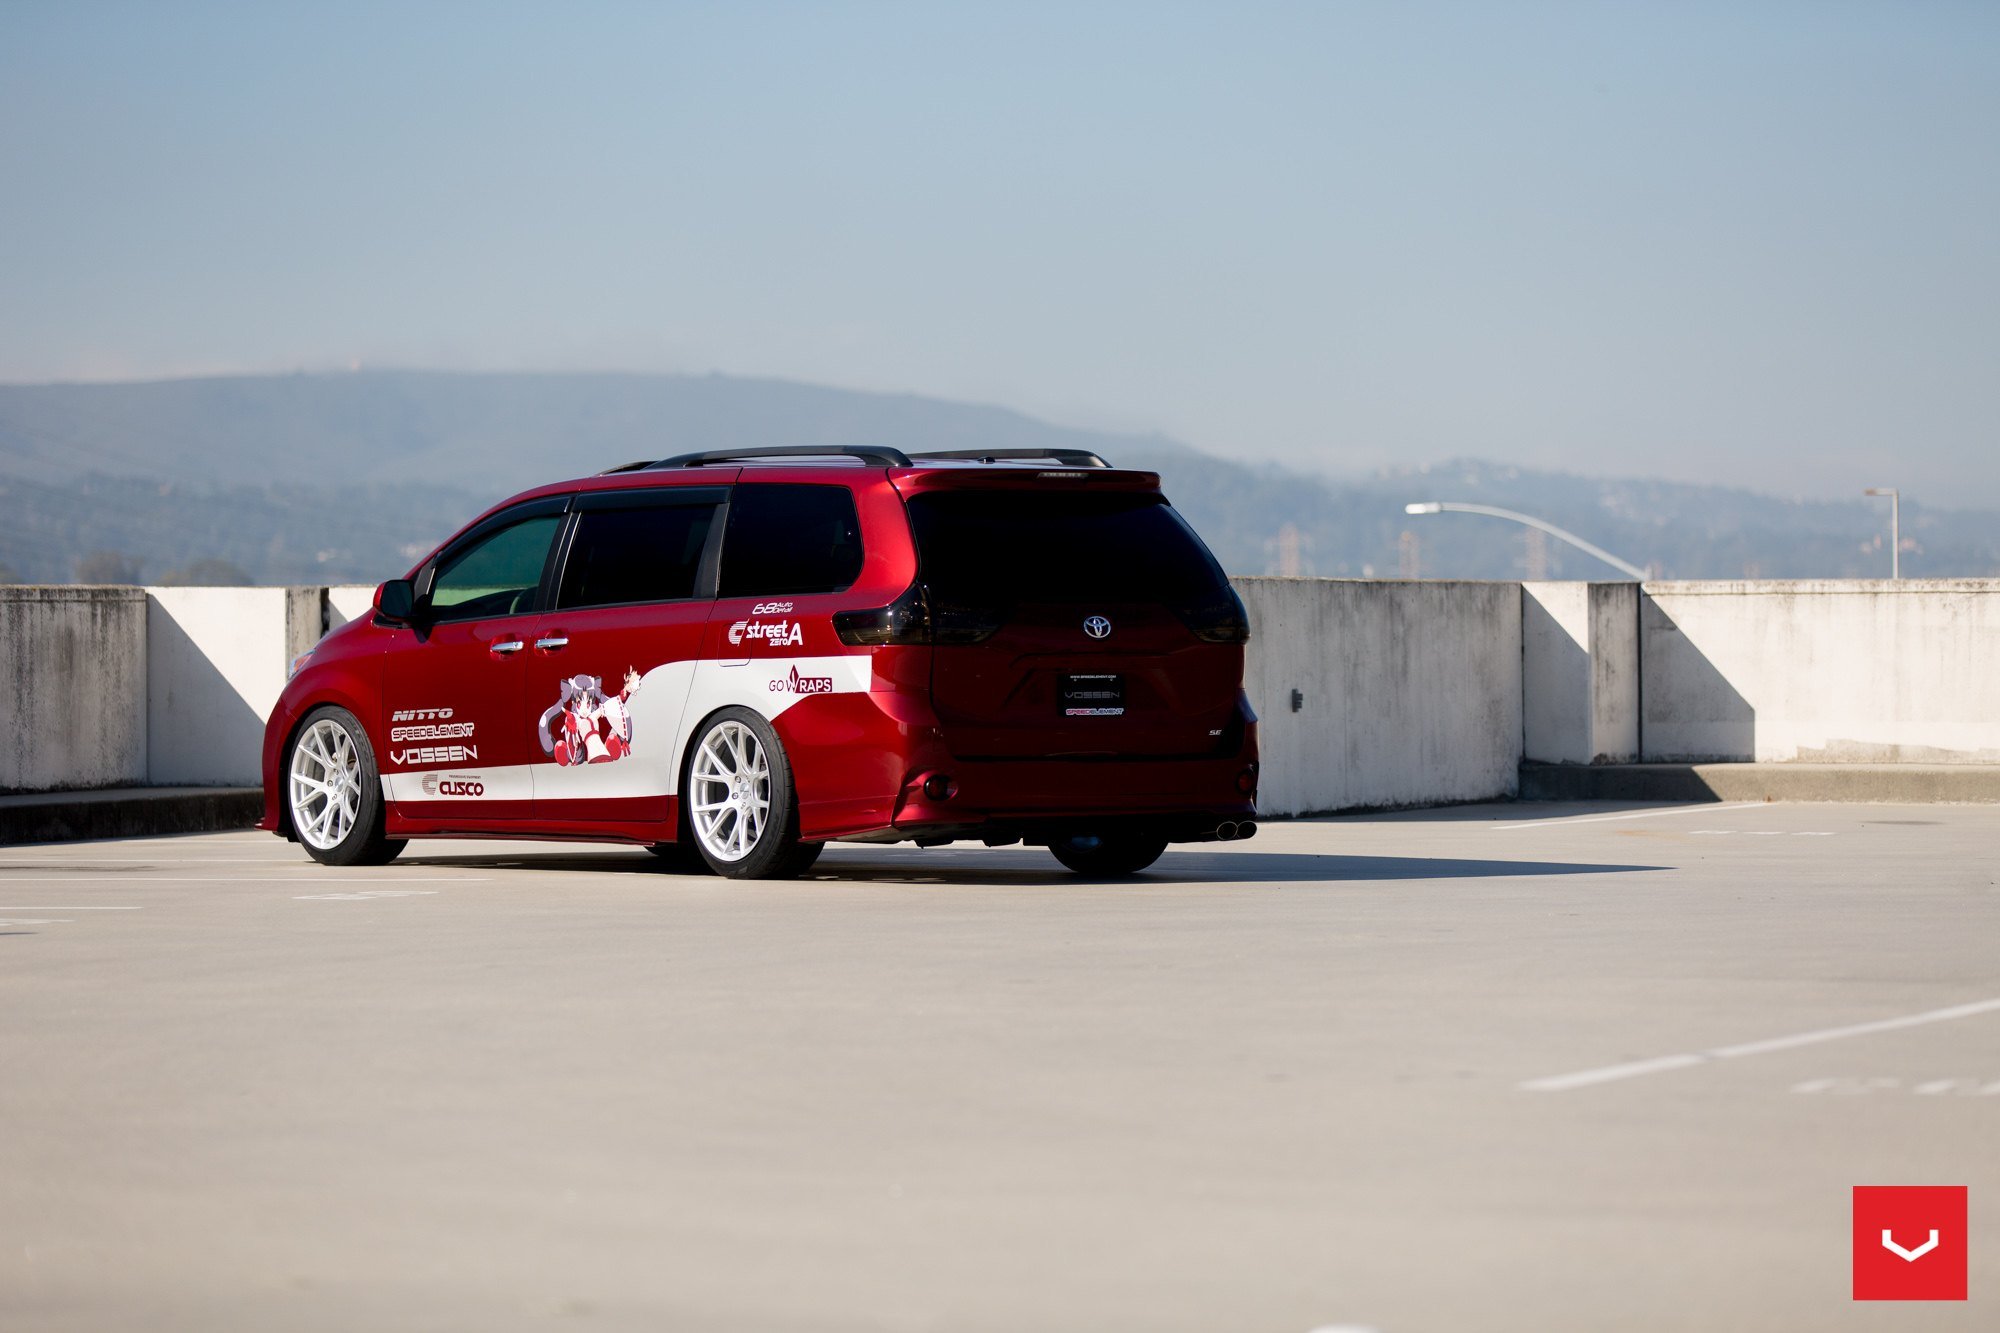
[
  {"left": 833, "top": 583, "right": 931, "bottom": 646},
  {"left": 930, "top": 602, "right": 1005, "bottom": 644},
  {"left": 1176, "top": 587, "right": 1250, "bottom": 643}
]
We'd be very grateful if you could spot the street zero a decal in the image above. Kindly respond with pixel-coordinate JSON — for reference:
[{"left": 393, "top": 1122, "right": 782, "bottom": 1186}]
[{"left": 539, "top": 670, "right": 640, "bottom": 766}]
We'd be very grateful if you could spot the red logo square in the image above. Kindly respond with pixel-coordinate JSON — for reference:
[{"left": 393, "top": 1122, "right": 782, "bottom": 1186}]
[{"left": 1853, "top": 1186, "right": 1968, "bottom": 1301}]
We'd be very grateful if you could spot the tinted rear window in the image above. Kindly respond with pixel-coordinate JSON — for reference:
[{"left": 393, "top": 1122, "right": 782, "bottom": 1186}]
[
  {"left": 717, "top": 484, "right": 865, "bottom": 597},
  {"left": 908, "top": 491, "right": 1228, "bottom": 605}
]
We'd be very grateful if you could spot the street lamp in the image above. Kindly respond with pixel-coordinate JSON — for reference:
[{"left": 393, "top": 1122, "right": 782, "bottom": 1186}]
[
  {"left": 1402, "top": 501, "right": 1648, "bottom": 580},
  {"left": 1863, "top": 488, "right": 1900, "bottom": 580}
]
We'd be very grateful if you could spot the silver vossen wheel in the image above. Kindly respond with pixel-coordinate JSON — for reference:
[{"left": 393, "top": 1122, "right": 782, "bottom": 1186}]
[
  {"left": 290, "top": 716, "right": 363, "bottom": 851},
  {"left": 689, "top": 718, "right": 772, "bottom": 862}
]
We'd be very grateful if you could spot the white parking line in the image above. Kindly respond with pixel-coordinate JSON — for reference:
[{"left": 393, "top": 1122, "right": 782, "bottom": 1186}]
[
  {"left": 1522, "top": 997, "right": 2000, "bottom": 1091},
  {"left": 0, "top": 905, "right": 143, "bottom": 910},
  {"left": 1492, "top": 802, "right": 1763, "bottom": 831}
]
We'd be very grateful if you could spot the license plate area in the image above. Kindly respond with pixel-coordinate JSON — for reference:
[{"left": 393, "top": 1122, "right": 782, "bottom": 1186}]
[{"left": 1060, "top": 673, "right": 1125, "bottom": 717}]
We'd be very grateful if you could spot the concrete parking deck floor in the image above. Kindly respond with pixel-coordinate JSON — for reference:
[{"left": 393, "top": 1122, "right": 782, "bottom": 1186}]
[{"left": 2, "top": 803, "right": 1996, "bottom": 1332}]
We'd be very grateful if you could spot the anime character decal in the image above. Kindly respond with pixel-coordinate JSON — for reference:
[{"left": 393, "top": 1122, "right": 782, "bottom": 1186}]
[{"left": 539, "top": 669, "right": 642, "bottom": 766}]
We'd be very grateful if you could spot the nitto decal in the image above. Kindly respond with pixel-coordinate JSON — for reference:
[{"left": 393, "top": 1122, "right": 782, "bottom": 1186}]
[
  {"left": 390, "top": 722, "right": 476, "bottom": 742},
  {"left": 421, "top": 772, "right": 485, "bottom": 797},
  {"left": 769, "top": 665, "right": 835, "bottom": 695},
  {"left": 390, "top": 745, "right": 479, "bottom": 766},
  {"left": 728, "top": 619, "right": 806, "bottom": 647},
  {"left": 391, "top": 708, "right": 455, "bottom": 722},
  {"left": 539, "top": 669, "right": 640, "bottom": 766}
]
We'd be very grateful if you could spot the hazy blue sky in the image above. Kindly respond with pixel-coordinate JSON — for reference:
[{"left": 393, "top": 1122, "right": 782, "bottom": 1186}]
[{"left": 3, "top": 1, "right": 1997, "bottom": 503}]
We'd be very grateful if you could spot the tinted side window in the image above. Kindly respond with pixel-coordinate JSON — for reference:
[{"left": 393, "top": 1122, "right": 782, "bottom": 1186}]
[
  {"left": 717, "top": 484, "right": 864, "bottom": 597},
  {"left": 429, "top": 514, "right": 562, "bottom": 622},
  {"left": 558, "top": 502, "right": 718, "bottom": 609}
]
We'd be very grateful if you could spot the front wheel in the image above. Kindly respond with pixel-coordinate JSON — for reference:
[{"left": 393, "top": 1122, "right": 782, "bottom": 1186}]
[
  {"left": 286, "top": 706, "right": 406, "bottom": 867},
  {"left": 1048, "top": 830, "right": 1168, "bottom": 877},
  {"left": 682, "top": 708, "right": 822, "bottom": 879}
]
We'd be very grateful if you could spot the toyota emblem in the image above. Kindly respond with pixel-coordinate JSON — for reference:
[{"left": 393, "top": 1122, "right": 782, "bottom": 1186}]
[{"left": 1083, "top": 615, "right": 1112, "bottom": 639}]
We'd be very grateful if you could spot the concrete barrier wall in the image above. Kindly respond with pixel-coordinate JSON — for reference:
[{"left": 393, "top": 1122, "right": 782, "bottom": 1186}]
[
  {"left": 6, "top": 578, "right": 1998, "bottom": 801},
  {"left": 1522, "top": 582, "right": 1639, "bottom": 765},
  {"left": 327, "top": 584, "right": 377, "bottom": 630},
  {"left": 1641, "top": 579, "right": 2000, "bottom": 763},
  {"left": 146, "top": 587, "right": 324, "bottom": 786},
  {"left": 0, "top": 587, "right": 148, "bottom": 792},
  {"left": 1235, "top": 578, "right": 1523, "bottom": 815}
]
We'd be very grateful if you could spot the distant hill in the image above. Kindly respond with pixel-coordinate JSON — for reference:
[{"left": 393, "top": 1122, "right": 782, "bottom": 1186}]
[
  {"left": 0, "top": 369, "right": 1167, "bottom": 495},
  {"left": 0, "top": 370, "right": 1992, "bottom": 584}
]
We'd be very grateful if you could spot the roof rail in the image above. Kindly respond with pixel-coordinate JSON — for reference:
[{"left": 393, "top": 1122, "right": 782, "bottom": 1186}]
[
  {"left": 907, "top": 447, "right": 1113, "bottom": 469},
  {"left": 647, "top": 445, "right": 913, "bottom": 469},
  {"left": 597, "top": 459, "right": 655, "bottom": 475}
]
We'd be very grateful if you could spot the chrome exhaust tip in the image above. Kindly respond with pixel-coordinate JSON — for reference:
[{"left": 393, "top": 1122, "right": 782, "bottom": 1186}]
[
  {"left": 1235, "top": 820, "right": 1258, "bottom": 840},
  {"left": 1215, "top": 821, "right": 1240, "bottom": 841}
]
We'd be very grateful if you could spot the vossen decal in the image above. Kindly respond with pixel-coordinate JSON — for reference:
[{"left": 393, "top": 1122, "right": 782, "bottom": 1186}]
[
  {"left": 421, "top": 773, "right": 486, "bottom": 797},
  {"left": 728, "top": 619, "right": 806, "bottom": 647},
  {"left": 769, "top": 665, "right": 835, "bottom": 695},
  {"left": 390, "top": 722, "right": 476, "bottom": 742},
  {"left": 391, "top": 708, "right": 455, "bottom": 722},
  {"left": 389, "top": 745, "right": 479, "bottom": 767}
]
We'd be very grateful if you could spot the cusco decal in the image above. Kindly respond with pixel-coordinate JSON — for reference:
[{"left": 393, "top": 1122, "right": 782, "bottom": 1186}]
[{"left": 381, "top": 765, "right": 531, "bottom": 803}]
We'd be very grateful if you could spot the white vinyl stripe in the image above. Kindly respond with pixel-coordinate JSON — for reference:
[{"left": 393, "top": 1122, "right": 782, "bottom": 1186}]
[
  {"left": 1521, "top": 996, "right": 2000, "bottom": 1092},
  {"left": 1491, "top": 802, "right": 1763, "bottom": 831}
]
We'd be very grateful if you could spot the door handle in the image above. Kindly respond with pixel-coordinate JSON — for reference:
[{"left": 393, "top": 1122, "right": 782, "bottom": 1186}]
[
  {"left": 535, "top": 635, "right": 569, "bottom": 652},
  {"left": 490, "top": 639, "right": 525, "bottom": 655}
]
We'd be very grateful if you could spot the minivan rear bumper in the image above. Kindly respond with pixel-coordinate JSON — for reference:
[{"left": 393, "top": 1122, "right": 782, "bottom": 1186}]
[{"left": 885, "top": 750, "right": 1258, "bottom": 844}]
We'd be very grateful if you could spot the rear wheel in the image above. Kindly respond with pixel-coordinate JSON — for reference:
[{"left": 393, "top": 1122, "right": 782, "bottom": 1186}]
[
  {"left": 287, "top": 706, "right": 406, "bottom": 867},
  {"left": 1048, "top": 830, "right": 1168, "bottom": 877},
  {"left": 683, "top": 708, "right": 822, "bottom": 879}
]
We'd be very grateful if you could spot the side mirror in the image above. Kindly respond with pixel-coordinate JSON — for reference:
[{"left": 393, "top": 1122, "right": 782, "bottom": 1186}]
[{"left": 374, "top": 578, "right": 417, "bottom": 624}]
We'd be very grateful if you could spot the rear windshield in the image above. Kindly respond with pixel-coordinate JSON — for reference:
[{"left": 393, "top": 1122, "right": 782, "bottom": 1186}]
[{"left": 907, "top": 491, "right": 1228, "bottom": 605}]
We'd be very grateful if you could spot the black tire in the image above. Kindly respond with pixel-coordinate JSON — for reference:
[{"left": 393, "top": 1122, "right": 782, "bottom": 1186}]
[
  {"left": 680, "top": 707, "right": 820, "bottom": 880},
  {"left": 285, "top": 705, "right": 406, "bottom": 867},
  {"left": 1048, "top": 830, "right": 1169, "bottom": 877}
]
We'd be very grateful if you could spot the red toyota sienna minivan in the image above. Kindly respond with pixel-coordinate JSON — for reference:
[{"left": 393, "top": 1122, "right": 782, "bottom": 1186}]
[{"left": 261, "top": 447, "right": 1259, "bottom": 878}]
